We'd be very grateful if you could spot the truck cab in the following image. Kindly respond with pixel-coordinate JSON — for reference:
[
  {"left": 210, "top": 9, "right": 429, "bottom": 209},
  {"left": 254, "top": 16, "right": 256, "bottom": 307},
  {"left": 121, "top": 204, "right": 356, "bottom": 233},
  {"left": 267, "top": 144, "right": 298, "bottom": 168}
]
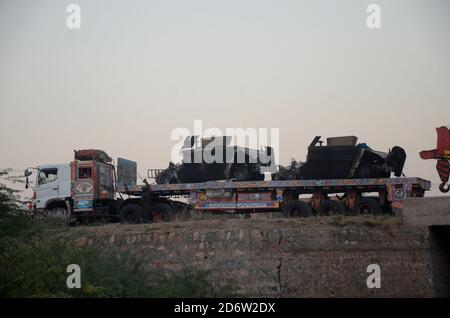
[
  {"left": 27, "top": 149, "right": 118, "bottom": 220},
  {"left": 33, "top": 163, "right": 71, "bottom": 215}
]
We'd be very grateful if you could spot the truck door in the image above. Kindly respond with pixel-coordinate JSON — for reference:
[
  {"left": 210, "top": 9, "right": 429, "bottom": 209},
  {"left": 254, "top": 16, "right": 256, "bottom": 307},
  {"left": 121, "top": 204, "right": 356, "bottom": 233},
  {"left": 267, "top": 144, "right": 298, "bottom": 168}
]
[
  {"left": 98, "top": 162, "right": 114, "bottom": 199},
  {"left": 35, "top": 167, "right": 59, "bottom": 209},
  {"left": 116, "top": 158, "right": 137, "bottom": 190}
]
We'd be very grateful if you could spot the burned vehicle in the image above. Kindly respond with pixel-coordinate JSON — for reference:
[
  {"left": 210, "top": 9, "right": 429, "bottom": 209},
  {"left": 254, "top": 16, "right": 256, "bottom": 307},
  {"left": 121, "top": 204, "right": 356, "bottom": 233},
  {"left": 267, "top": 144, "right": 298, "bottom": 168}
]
[
  {"left": 276, "top": 136, "right": 406, "bottom": 180},
  {"left": 156, "top": 136, "right": 276, "bottom": 184}
]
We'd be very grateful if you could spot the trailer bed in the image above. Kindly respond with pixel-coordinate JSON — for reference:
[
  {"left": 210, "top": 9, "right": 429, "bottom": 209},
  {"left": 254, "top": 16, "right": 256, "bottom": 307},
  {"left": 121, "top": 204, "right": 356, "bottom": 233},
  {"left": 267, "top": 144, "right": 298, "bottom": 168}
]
[{"left": 118, "top": 177, "right": 431, "bottom": 196}]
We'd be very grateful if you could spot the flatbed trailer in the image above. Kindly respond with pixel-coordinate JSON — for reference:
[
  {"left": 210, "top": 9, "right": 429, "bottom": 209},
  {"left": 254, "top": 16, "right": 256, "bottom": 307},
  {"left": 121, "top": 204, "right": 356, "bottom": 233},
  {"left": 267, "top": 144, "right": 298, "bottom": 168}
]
[
  {"left": 26, "top": 150, "right": 431, "bottom": 223},
  {"left": 115, "top": 176, "right": 431, "bottom": 221}
]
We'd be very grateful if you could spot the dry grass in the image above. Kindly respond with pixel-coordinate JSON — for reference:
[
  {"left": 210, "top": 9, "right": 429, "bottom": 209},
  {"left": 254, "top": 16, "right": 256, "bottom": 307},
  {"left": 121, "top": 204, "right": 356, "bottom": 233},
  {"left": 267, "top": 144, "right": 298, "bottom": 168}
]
[{"left": 72, "top": 213, "right": 403, "bottom": 238}]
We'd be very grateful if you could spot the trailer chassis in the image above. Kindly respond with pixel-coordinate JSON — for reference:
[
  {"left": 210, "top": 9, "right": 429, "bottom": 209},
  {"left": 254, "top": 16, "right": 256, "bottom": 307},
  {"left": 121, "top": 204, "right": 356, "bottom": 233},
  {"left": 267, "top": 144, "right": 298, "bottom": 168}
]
[{"left": 114, "top": 177, "right": 430, "bottom": 222}]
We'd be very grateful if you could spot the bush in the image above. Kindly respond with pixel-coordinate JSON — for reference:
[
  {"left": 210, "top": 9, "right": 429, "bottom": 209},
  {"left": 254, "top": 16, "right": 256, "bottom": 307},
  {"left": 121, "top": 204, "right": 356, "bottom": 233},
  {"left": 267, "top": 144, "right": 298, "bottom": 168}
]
[
  {"left": 0, "top": 173, "right": 231, "bottom": 298},
  {"left": 0, "top": 220, "right": 229, "bottom": 297}
]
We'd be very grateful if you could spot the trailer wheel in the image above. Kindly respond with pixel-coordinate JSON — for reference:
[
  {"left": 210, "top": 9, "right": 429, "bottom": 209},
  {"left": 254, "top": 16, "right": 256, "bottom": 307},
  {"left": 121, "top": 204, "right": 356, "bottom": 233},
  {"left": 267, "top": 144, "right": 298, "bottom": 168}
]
[
  {"left": 318, "top": 199, "right": 346, "bottom": 216},
  {"left": 119, "top": 204, "right": 144, "bottom": 224},
  {"left": 151, "top": 203, "right": 174, "bottom": 223},
  {"left": 354, "top": 198, "right": 382, "bottom": 215},
  {"left": 282, "top": 200, "right": 311, "bottom": 218}
]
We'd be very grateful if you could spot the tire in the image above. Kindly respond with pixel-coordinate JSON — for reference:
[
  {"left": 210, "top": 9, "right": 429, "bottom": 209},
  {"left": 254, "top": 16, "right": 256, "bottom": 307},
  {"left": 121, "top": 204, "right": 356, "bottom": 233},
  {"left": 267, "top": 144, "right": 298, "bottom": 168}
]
[
  {"left": 354, "top": 197, "right": 382, "bottom": 215},
  {"left": 150, "top": 203, "right": 174, "bottom": 223},
  {"left": 282, "top": 200, "right": 311, "bottom": 218},
  {"left": 119, "top": 203, "right": 144, "bottom": 224},
  {"left": 44, "top": 206, "right": 71, "bottom": 221},
  {"left": 318, "top": 199, "right": 346, "bottom": 216}
]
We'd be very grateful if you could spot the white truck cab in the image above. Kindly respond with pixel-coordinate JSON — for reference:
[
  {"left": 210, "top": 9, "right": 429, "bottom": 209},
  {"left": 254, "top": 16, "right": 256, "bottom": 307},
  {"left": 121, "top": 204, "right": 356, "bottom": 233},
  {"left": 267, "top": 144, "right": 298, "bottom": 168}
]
[
  {"left": 25, "top": 149, "right": 120, "bottom": 220},
  {"left": 33, "top": 164, "right": 71, "bottom": 211}
]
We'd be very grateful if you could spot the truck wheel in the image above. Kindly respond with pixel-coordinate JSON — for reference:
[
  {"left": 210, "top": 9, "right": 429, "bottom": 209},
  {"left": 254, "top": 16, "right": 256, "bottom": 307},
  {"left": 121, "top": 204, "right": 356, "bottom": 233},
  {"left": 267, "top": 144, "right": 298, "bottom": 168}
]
[
  {"left": 318, "top": 199, "right": 346, "bottom": 216},
  {"left": 119, "top": 204, "right": 144, "bottom": 224},
  {"left": 151, "top": 203, "right": 174, "bottom": 223},
  {"left": 282, "top": 200, "right": 311, "bottom": 218},
  {"left": 354, "top": 198, "right": 382, "bottom": 215},
  {"left": 44, "top": 206, "right": 71, "bottom": 221}
]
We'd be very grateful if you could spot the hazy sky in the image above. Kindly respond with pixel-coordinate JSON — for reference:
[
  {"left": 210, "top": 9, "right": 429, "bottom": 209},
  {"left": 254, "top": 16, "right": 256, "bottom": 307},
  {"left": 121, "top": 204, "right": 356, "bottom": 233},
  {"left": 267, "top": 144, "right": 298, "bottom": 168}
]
[{"left": 1, "top": 0, "right": 449, "bottom": 195}]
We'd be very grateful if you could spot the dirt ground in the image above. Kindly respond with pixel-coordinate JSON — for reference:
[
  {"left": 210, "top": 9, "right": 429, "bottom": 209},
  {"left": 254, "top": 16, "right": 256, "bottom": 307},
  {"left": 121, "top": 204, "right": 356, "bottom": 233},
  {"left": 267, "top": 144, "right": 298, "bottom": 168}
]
[{"left": 72, "top": 214, "right": 402, "bottom": 237}]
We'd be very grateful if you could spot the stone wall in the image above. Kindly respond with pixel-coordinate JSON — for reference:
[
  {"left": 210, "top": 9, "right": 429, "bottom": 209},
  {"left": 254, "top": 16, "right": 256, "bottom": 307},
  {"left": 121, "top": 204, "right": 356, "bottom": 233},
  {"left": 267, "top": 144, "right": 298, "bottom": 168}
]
[
  {"left": 402, "top": 196, "right": 450, "bottom": 227},
  {"left": 73, "top": 216, "right": 441, "bottom": 297}
]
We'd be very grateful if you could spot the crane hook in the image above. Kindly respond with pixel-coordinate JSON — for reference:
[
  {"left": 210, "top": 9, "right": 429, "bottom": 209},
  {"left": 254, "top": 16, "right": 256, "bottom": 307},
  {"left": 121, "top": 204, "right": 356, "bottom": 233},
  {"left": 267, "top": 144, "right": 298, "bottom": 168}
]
[{"left": 439, "top": 182, "right": 450, "bottom": 193}]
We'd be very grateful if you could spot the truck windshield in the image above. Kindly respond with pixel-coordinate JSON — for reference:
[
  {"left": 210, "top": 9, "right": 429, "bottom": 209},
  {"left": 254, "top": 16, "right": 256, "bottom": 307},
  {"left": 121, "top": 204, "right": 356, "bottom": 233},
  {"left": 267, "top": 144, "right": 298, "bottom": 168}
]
[
  {"left": 38, "top": 168, "right": 58, "bottom": 185},
  {"left": 78, "top": 167, "right": 92, "bottom": 179}
]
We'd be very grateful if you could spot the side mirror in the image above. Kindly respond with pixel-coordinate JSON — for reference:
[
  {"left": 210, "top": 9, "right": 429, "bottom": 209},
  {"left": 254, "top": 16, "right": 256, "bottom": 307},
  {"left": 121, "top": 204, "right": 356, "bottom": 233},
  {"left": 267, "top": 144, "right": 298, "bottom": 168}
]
[{"left": 24, "top": 169, "right": 32, "bottom": 189}]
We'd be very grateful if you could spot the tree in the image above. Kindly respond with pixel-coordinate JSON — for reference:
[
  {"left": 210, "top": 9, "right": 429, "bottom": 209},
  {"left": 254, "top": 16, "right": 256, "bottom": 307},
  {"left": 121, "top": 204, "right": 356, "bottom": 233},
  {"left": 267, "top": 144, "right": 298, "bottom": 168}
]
[{"left": 0, "top": 169, "right": 21, "bottom": 217}]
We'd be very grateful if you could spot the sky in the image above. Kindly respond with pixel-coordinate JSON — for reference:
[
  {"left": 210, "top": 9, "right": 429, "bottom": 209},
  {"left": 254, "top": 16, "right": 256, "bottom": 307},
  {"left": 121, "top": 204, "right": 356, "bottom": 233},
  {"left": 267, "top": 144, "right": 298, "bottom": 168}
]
[{"left": 0, "top": 0, "right": 449, "bottom": 196}]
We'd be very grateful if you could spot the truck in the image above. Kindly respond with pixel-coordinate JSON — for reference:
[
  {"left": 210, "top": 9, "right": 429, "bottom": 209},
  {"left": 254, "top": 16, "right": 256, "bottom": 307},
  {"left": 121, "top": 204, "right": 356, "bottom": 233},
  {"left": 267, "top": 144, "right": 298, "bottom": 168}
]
[{"left": 24, "top": 148, "right": 431, "bottom": 223}]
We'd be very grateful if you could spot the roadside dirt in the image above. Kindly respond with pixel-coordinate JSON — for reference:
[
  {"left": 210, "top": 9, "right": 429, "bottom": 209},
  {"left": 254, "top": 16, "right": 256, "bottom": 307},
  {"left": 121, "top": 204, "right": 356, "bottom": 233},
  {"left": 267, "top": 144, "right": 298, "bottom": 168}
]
[{"left": 71, "top": 214, "right": 402, "bottom": 237}]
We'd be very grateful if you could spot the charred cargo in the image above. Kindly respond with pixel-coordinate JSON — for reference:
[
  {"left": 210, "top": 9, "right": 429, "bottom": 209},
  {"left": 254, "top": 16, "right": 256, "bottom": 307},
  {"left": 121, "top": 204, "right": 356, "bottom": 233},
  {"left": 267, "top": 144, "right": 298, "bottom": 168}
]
[
  {"left": 277, "top": 136, "right": 406, "bottom": 180},
  {"left": 156, "top": 136, "right": 276, "bottom": 184}
]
